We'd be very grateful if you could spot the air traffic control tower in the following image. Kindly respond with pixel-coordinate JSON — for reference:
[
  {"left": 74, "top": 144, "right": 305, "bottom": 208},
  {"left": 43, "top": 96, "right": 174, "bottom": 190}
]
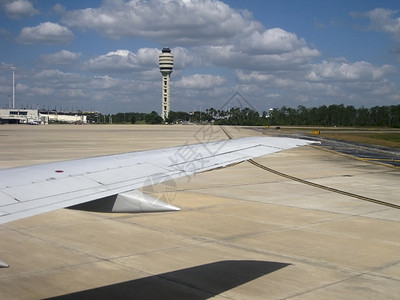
[{"left": 159, "top": 48, "right": 174, "bottom": 121}]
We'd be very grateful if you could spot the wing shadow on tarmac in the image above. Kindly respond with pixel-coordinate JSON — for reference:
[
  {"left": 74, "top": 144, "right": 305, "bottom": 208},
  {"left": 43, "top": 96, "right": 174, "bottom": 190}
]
[{"left": 44, "top": 260, "right": 290, "bottom": 300}]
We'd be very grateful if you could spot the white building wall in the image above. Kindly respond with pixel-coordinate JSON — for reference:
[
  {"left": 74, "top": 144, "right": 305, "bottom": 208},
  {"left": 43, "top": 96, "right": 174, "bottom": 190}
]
[
  {"left": 0, "top": 109, "right": 41, "bottom": 124},
  {"left": 41, "top": 114, "right": 87, "bottom": 123}
]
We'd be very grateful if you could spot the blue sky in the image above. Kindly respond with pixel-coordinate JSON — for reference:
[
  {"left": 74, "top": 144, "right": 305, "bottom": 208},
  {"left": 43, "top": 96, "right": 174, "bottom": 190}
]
[{"left": 1, "top": 0, "right": 400, "bottom": 114}]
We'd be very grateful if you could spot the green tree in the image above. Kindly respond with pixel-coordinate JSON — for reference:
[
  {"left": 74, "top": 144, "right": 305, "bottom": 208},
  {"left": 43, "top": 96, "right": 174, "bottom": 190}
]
[{"left": 145, "top": 111, "right": 163, "bottom": 124}]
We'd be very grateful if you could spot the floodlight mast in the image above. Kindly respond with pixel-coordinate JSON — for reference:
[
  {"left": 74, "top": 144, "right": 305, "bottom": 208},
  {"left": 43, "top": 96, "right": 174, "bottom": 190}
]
[
  {"left": 11, "top": 66, "right": 15, "bottom": 109},
  {"left": 158, "top": 48, "right": 174, "bottom": 121}
]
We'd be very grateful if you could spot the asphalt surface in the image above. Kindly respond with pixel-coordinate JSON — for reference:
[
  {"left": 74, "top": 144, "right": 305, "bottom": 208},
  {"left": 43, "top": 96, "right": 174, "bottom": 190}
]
[
  {"left": 263, "top": 130, "right": 400, "bottom": 168},
  {"left": 312, "top": 137, "right": 400, "bottom": 168}
]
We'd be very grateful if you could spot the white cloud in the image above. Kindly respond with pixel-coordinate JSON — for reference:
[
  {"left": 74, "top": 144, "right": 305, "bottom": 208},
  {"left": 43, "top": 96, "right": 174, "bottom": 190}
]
[
  {"left": 34, "top": 69, "right": 81, "bottom": 83},
  {"left": 60, "top": 0, "right": 319, "bottom": 72},
  {"left": 237, "top": 28, "right": 307, "bottom": 55},
  {"left": 89, "top": 75, "right": 120, "bottom": 89},
  {"left": 171, "top": 47, "right": 201, "bottom": 69},
  {"left": 306, "top": 60, "right": 396, "bottom": 82},
  {"left": 61, "top": 0, "right": 262, "bottom": 45},
  {"left": 200, "top": 43, "right": 320, "bottom": 71},
  {"left": 26, "top": 68, "right": 144, "bottom": 105},
  {"left": 352, "top": 8, "right": 400, "bottom": 40},
  {"left": 175, "top": 74, "right": 225, "bottom": 89},
  {"left": 52, "top": 3, "right": 66, "bottom": 15},
  {"left": 235, "top": 71, "right": 274, "bottom": 83},
  {"left": 2, "top": 1, "right": 399, "bottom": 113},
  {"left": 87, "top": 49, "right": 137, "bottom": 72},
  {"left": 233, "top": 58, "right": 399, "bottom": 109},
  {"left": 87, "top": 48, "right": 160, "bottom": 73},
  {"left": 15, "top": 22, "right": 74, "bottom": 45},
  {"left": 38, "top": 50, "right": 81, "bottom": 66},
  {"left": 86, "top": 47, "right": 201, "bottom": 75},
  {"left": 4, "top": 0, "right": 38, "bottom": 19}
]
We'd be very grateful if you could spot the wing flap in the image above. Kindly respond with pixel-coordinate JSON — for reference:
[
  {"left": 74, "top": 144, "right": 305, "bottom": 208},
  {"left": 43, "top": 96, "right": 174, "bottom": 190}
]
[
  {"left": 85, "top": 163, "right": 168, "bottom": 185},
  {"left": 3, "top": 175, "right": 102, "bottom": 202}
]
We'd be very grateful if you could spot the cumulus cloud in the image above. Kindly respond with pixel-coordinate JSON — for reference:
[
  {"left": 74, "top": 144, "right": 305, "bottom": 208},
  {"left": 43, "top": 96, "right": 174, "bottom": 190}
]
[
  {"left": 352, "top": 8, "right": 400, "bottom": 40},
  {"left": 175, "top": 74, "right": 226, "bottom": 89},
  {"left": 15, "top": 22, "right": 74, "bottom": 45},
  {"left": 38, "top": 50, "right": 81, "bottom": 66},
  {"left": 35, "top": 69, "right": 80, "bottom": 83},
  {"left": 61, "top": 0, "right": 262, "bottom": 45},
  {"left": 26, "top": 68, "right": 149, "bottom": 106},
  {"left": 234, "top": 58, "right": 399, "bottom": 108},
  {"left": 60, "top": 0, "right": 318, "bottom": 71},
  {"left": 190, "top": 27, "right": 320, "bottom": 71},
  {"left": 4, "top": 0, "right": 38, "bottom": 19},
  {"left": 86, "top": 47, "right": 201, "bottom": 74},
  {"left": 306, "top": 60, "right": 396, "bottom": 82},
  {"left": 172, "top": 47, "right": 202, "bottom": 69},
  {"left": 237, "top": 28, "right": 308, "bottom": 55},
  {"left": 87, "top": 48, "right": 160, "bottom": 73},
  {"left": 235, "top": 71, "right": 274, "bottom": 84},
  {"left": 2, "top": 1, "right": 399, "bottom": 113},
  {"left": 52, "top": 3, "right": 66, "bottom": 15},
  {"left": 236, "top": 71, "right": 299, "bottom": 90},
  {"left": 199, "top": 43, "right": 319, "bottom": 71}
]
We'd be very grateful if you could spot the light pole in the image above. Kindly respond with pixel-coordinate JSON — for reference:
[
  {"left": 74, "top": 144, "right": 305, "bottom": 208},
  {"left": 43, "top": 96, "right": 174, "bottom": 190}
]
[{"left": 11, "top": 66, "right": 16, "bottom": 109}]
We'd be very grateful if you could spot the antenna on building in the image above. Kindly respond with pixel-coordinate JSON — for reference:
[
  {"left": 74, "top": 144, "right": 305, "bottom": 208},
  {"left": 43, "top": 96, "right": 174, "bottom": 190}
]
[{"left": 159, "top": 48, "right": 174, "bottom": 121}]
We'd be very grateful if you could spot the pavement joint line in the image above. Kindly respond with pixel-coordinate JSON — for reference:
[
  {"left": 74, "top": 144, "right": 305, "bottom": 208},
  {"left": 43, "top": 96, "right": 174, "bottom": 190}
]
[
  {"left": 188, "top": 201, "right": 366, "bottom": 233},
  {"left": 7, "top": 225, "right": 117, "bottom": 262},
  {"left": 283, "top": 259, "right": 400, "bottom": 299},
  {"left": 218, "top": 239, "right": 400, "bottom": 284},
  {"left": 214, "top": 238, "right": 370, "bottom": 276},
  {"left": 5, "top": 217, "right": 216, "bottom": 275},
  {"left": 200, "top": 199, "right": 400, "bottom": 243},
  {"left": 156, "top": 274, "right": 226, "bottom": 299},
  {"left": 220, "top": 126, "right": 400, "bottom": 209},
  {"left": 182, "top": 187, "right": 393, "bottom": 218},
  {"left": 217, "top": 217, "right": 400, "bottom": 248},
  {"left": 111, "top": 222, "right": 400, "bottom": 286},
  {"left": 249, "top": 159, "right": 400, "bottom": 210},
  {"left": 2, "top": 125, "right": 399, "bottom": 298},
  {"left": 108, "top": 213, "right": 226, "bottom": 245},
  {"left": 283, "top": 271, "right": 373, "bottom": 300}
]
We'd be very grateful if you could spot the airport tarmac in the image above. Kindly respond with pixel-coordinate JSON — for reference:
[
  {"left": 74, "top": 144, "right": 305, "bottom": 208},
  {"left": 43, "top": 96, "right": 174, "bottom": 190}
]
[{"left": 0, "top": 124, "right": 399, "bottom": 299}]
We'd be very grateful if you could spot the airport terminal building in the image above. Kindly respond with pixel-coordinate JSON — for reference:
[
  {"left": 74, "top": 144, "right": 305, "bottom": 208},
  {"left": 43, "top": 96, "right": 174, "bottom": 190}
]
[
  {"left": 0, "top": 109, "right": 43, "bottom": 124},
  {"left": 0, "top": 109, "right": 87, "bottom": 124}
]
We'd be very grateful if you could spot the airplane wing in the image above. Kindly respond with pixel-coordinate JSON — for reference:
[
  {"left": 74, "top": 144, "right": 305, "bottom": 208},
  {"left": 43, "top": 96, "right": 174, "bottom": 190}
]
[{"left": 0, "top": 137, "right": 314, "bottom": 225}]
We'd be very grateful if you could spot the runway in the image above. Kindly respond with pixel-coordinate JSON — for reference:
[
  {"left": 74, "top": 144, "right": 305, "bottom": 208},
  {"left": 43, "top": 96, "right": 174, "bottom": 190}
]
[{"left": 0, "top": 124, "right": 399, "bottom": 299}]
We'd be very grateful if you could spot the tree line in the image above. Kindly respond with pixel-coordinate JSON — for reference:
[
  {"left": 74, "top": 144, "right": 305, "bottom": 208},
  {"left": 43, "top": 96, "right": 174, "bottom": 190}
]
[
  {"left": 88, "top": 111, "right": 163, "bottom": 124},
  {"left": 267, "top": 104, "right": 400, "bottom": 127},
  {"left": 91, "top": 104, "right": 400, "bottom": 127}
]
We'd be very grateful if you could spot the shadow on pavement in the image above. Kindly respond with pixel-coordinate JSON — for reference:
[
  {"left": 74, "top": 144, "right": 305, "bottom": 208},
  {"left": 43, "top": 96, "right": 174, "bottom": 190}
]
[{"left": 45, "top": 260, "right": 290, "bottom": 300}]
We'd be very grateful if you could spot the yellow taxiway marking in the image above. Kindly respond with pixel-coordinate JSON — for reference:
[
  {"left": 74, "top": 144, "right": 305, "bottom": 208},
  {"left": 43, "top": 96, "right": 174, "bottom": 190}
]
[{"left": 360, "top": 158, "right": 400, "bottom": 162}]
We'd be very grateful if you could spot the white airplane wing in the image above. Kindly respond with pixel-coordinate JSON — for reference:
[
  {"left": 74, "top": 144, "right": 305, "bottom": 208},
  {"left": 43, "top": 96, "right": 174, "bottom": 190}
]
[{"left": 0, "top": 137, "right": 313, "bottom": 225}]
